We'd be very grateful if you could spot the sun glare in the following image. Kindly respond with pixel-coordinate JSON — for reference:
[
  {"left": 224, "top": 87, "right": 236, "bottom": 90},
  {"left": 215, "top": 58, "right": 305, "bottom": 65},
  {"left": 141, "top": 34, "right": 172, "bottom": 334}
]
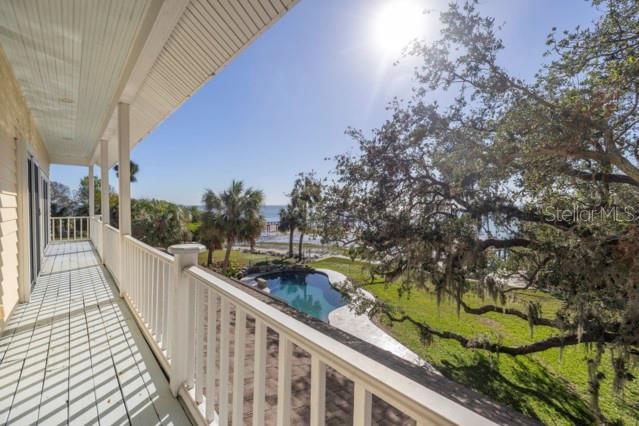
[{"left": 373, "top": 0, "right": 424, "bottom": 55}]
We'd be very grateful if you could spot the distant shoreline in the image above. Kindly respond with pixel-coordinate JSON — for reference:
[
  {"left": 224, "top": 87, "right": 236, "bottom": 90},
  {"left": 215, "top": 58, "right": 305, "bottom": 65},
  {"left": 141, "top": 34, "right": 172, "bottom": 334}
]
[{"left": 193, "top": 204, "right": 285, "bottom": 223}]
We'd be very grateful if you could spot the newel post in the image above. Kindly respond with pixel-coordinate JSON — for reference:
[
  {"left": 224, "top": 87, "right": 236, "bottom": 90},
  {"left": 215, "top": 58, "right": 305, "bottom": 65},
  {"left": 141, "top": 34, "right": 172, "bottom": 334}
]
[{"left": 167, "top": 243, "right": 205, "bottom": 397}]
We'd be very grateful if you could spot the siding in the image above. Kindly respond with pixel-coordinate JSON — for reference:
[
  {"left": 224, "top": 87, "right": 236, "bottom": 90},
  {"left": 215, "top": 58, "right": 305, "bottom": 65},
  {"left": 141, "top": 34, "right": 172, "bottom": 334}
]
[{"left": 0, "top": 45, "right": 49, "bottom": 328}]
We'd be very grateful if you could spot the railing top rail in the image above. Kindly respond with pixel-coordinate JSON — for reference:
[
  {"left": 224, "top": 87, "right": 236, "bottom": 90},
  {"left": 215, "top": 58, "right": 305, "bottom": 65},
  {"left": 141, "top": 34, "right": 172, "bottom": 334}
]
[
  {"left": 50, "top": 216, "right": 90, "bottom": 219},
  {"left": 124, "top": 235, "right": 174, "bottom": 263},
  {"left": 184, "top": 265, "right": 497, "bottom": 426},
  {"left": 104, "top": 224, "right": 120, "bottom": 233}
]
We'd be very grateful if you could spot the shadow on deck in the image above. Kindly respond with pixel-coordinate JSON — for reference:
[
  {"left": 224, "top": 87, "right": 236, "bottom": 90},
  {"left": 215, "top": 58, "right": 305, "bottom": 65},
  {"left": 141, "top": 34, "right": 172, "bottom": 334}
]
[{"left": 0, "top": 241, "right": 190, "bottom": 425}]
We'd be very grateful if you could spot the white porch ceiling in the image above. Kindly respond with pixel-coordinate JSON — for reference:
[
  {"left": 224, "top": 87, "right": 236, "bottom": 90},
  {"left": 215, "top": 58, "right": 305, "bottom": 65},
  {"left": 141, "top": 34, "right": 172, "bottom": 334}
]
[
  {"left": 0, "top": 0, "right": 155, "bottom": 165},
  {"left": 98, "top": 0, "right": 297, "bottom": 167},
  {"left": 0, "top": 0, "right": 297, "bottom": 167}
]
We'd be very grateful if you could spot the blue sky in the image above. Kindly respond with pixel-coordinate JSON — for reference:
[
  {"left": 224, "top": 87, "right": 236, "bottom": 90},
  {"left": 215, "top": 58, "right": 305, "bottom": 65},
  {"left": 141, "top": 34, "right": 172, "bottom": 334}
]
[{"left": 52, "top": 0, "right": 600, "bottom": 205}]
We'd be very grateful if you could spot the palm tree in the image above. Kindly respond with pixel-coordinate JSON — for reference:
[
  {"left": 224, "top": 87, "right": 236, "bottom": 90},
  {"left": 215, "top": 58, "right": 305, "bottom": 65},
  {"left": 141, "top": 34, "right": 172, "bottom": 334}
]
[
  {"left": 202, "top": 180, "right": 265, "bottom": 271},
  {"left": 241, "top": 213, "right": 266, "bottom": 253},
  {"left": 199, "top": 211, "right": 223, "bottom": 266},
  {"left": 290, "top": 172, "right": 322, "bottom": 259},
  {"left": 278, "top": 205, "right": 300, "bottom": 257},
  {"left": 114, "top": 160, "right": 140, "bottom": 182}
]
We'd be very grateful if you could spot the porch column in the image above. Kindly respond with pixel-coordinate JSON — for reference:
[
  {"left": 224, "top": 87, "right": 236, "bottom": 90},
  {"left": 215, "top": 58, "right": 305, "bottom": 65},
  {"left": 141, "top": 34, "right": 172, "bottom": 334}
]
[
  {"left": 117, "top": 102, "right": 131, "bottom": 235},
  {"left": 118, "top": 102, "right": 131, "bottom": 298},
  {"left": 88, "top": 164, "right": 94, "bottom": 219},
  {"left": 100, "top": 139, "right": 110, "bottom": 263}
]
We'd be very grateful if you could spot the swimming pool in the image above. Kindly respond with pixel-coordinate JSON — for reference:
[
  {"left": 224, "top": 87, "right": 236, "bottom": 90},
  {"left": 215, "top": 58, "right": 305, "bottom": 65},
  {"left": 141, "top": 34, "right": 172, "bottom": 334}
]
[{"left": 261, "top": 270, "right": 348, "bottom": 322}]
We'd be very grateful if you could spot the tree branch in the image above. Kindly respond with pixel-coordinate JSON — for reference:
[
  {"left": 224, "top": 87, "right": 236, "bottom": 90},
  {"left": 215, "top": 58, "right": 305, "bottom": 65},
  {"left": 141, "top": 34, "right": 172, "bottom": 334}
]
[
  {"left": 382, "top": 311, "right": 622, "bottom": 356},
  {"left": 478, "top": 238, "right": 535, "bottom": 250},
  {"left": 457, "top": 299, "right": 559, "bottom": 328},
  {"left": 563, "top": 169, "right": 639, "bottom": 187}
]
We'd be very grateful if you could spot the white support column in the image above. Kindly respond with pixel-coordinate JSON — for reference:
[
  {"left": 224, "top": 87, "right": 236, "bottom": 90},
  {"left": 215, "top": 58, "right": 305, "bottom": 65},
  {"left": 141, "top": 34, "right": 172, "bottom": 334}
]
[
  {"left": 100, "top": 139, "right": 110, "bottom": 263},
  {"left": 118, "top": 103, "right": 131, "bottom": 298},
  {"left": 168, "top": 243, "right": 205, "bottom": 397},
  {"left": 88, "top": 165, "right": 94, "bottom": 219},
  {"left": 118, "top": 102, "right": 131, "bottom": 235}
]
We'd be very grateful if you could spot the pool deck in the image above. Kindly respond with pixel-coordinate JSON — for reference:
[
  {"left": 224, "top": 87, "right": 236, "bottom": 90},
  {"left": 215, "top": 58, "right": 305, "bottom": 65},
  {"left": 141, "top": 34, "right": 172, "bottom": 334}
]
[
  {"left": 242, "top": 268, "right": 434, "bottom": 371},
  {"left": 317, "top": 269, "right": 435, "bottom": 371}
]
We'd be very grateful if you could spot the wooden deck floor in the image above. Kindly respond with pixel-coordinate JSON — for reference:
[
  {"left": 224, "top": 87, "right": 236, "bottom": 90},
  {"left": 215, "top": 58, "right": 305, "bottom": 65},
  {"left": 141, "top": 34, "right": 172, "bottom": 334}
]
[{"left": 0, "top": 241, "right": 191, "bottom": 425}]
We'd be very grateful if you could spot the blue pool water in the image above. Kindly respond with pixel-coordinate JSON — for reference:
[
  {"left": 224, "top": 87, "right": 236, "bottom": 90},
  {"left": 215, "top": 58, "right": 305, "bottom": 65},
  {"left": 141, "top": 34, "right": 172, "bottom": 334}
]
[{"left": 262, "top": 271, "right": 348, "bottom": 321}]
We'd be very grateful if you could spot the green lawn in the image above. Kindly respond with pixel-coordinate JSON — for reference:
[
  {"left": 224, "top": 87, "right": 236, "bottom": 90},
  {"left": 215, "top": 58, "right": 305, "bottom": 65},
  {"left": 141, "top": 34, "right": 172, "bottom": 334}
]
[
  {"left": 309, "top": 257, "right": 639, "bottom": 425},
  {"left": 198, "top": 249, "right": 281, "bottom": 268},
  {"left": 254, "top": 241, "right": 349, "bottom": 255}
]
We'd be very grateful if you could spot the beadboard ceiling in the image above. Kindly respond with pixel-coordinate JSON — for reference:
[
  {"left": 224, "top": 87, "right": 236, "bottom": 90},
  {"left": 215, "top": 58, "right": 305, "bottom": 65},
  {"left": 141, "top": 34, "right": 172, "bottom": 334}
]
[{"left": 0, "top": 0, "right": 297, "bottom": 166}]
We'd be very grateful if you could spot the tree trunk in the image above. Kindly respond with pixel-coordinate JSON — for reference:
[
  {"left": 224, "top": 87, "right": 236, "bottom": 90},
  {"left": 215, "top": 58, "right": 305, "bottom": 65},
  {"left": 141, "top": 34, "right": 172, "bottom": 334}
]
[
  {"left": 298, "top": 232, "right": 304, "bottom": 260},
  {"left": 207, "top": 247, "right": 213, "bottom": 266},
  {"left": 288, "top": 228, "right": 294, "bottom": 257},
  {"left": 588, "top": 342, "right": 605, "bottom": 425},
  {"left": 223, "top": 239, "right": 233, "bottom": 271}
]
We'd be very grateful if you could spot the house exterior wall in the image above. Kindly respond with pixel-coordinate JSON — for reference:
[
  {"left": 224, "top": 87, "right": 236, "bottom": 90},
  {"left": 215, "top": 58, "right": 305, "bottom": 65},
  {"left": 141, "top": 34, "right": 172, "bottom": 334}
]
[{"left": 0, "top": 45, "right": 49, "bottom": 328}]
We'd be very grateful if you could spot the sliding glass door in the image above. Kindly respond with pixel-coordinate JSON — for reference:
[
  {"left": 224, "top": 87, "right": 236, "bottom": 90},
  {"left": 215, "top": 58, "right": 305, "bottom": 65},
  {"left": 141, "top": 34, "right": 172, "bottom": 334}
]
[{"left": 27, "top": 155, "right": 48, "bottom": 287}]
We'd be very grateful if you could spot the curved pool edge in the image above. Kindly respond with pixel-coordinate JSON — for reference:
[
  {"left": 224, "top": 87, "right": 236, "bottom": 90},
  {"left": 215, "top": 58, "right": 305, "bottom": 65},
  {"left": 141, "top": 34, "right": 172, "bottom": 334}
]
[{"left": 241, "top": 267, "right": 437, "bottom": 372}]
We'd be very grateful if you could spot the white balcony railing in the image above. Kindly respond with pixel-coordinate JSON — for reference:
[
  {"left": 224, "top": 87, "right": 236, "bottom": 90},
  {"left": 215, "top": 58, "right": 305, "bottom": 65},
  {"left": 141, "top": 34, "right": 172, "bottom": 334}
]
[
  {"left": 103, "top": 224, "right": 121, "bottom": 285},
  {"left": 122, "top": 235, "right": 173, "bottom": 368},
  {"left": 94, "top": 234, "right": 498, "bottom": 425},
  {"left": 89, "top": 216, "right": 102, "bottom": 258},
  {"left": 50, "top": 216, "right": 90, "bottom": 241}
]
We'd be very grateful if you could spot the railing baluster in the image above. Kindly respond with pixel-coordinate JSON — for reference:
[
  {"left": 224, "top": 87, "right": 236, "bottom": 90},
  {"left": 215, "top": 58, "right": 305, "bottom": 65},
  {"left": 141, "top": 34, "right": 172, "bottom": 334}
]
[
  {"left": 219, "top": 298, "right": 230, "bottom": 425},
  {"left": 147, "top": 253, "right": 153, "bottom": 324},
  {"left": 186, "top": 276, "right": 196, "bottom": 389},
  {"left": 144, "top": 252, "right": 150, "bottom": 323},
  {"left": 232, "top": 308, "right": 246, "bottom": 425},
  {"left": 136, "top": 250, "right": 145, "bottom": 321},
  {"left": 148, "top": 252, "right": 153, "bottom": 323},
  {"left": 131, "top": 246, "right": 136, "bottom": 308},
  {"left": 276, "top": 334, "right": 293, "bottom": 426},
  {"left": 205, "top": 290, "right": 218, "bottom": 422},
  {"left": 157, "top": 259, "right": 165, "bottom": 345},
  {"left": 163, "top": 262, "right": 170, "bottom": 354},
  {"left": 138, "top": 248, "right": 143, "bottom": 311},
  {"left": 128, "top": 242, "right": 132, "bottom": 294},
  {"left": 148, "top": 255, "right": 156, "bottom": 334},
  {"left": 138, "top": 248, "right": 143, "bottom": 312},
  {"left": 195, "top": 284, "right": 206, "bottom": 403},
  {"left": 353, "top": 383, "right": 372, "bottom": 426},
  {"left": 124, "top": 240, "right": 129, "bottom": 297},
  {"left": 152, "top": 256, "right": 159, "bottom": 333},
  {"left": 310, "top": 356, "right": 326, "bottom": 426},
  {"left": 138, "top": 248, "right": 143, "bottom": 314},
  {"left": 252, "top": 319, "right": 267, "bottom": 426}
]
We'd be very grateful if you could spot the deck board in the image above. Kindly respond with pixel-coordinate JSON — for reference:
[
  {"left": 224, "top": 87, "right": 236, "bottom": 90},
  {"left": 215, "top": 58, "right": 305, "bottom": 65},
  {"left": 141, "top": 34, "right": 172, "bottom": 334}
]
[{"left": 0, "top": 241, "right": 191, "bottom": 426}]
